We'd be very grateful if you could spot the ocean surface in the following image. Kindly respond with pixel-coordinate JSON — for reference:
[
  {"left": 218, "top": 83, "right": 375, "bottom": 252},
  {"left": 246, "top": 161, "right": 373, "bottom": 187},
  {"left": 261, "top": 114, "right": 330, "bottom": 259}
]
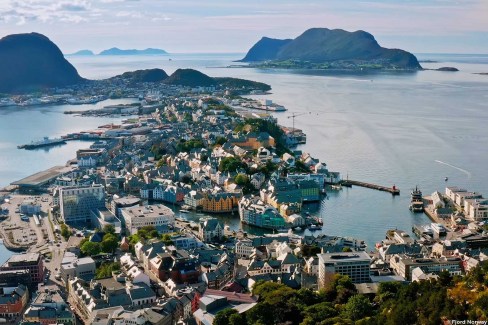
[{"left": 1, "top": 52, "right": 488, "bottom": 263}]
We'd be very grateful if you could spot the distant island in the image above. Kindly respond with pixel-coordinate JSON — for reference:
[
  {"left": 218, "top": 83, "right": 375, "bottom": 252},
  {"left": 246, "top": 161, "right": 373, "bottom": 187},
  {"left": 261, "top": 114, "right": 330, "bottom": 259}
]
[
  {"left": 67, "top": 48, "right": 168, "bottom": 56},
  {"left": 68, "top": 49, "right": 94, "bottom": 56},
  {"left": 0, "top": 33, "right": 85, "bottom": 93},
  {"left": 240, "top": 28, "right": 422, "bottom": 70},
  {"left": 98, "top": 47, "right": 168, "bottom": 56}
]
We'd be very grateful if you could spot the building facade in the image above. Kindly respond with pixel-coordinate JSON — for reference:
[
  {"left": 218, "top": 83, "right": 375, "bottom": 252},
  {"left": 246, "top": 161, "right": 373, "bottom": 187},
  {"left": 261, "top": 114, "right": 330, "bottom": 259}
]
[
  {"left": 59, "top": 185, "right": 106, "bottom": 225},
  {"left": 317, "top": 252, "right": 371, "bottom": 289}
]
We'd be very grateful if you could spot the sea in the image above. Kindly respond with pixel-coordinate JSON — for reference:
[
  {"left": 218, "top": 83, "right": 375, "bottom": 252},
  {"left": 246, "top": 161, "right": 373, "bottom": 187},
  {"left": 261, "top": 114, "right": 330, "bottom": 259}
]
[{"left": 1, "top": 52, "right": 487, "bottom": 263}]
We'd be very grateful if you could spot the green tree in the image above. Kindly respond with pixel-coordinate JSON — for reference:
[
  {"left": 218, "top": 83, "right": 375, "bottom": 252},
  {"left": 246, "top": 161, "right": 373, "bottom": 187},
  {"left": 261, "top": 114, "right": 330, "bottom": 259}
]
[
  {"left": 302, "top": 302, "right": 338, "bottom": 325},
  {"left": 80, "top": 241, "right": 101, "bottom": 256},
  {"left": 101, "top": 233, "right": 119, "bottom": 253},
  {"left": 103, "top": 224, "right": 116, "bottom": 235},
  {"left": 219, "top": 156, "right": 246, "bottom": 173},
  {"left": 96, "top": 262, "right": 120, "bottom": 279},
  {"left": 60, "top": 223, "right": 71, "bottom": 240},
  {"left": 214, "top": 308, "right": 238, "bottom": 325},
  {"left": 214, "top": 136, "right": 228, "bottom": 146},
  {"left": 234, "top": 173, "right": 249, "bottom": 185},
  {"left": 161, "top": 234, "right": 174, "bottom": 245},
  {"left": 342, "top": 294, "right": 372, "bottom": 321},
  {"left": 228, "top": 312, "right": 246, "bottom": 325}
]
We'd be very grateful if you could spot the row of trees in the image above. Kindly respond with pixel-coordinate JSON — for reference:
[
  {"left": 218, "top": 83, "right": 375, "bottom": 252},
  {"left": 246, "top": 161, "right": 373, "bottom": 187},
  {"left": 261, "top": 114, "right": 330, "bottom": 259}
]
[{"left": 215, "top": 262, "right": 488, "bottom": 325}]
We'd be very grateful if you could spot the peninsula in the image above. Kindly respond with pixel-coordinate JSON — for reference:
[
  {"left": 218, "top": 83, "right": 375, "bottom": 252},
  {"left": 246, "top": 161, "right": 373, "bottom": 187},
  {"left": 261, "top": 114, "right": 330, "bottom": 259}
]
[{"left": 241, "top": 28, "right": 422, "bottom": 70}]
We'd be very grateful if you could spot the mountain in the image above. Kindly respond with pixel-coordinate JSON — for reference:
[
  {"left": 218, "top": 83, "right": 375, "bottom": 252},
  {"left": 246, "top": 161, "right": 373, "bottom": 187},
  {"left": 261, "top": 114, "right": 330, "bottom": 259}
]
[
  {"left": 112, "top": 68, "right": 169, "bottom": 83},
  {"left": 99, "top": 47, "right": 167, "bottom": 56},
  {"left": 164, "top": 69, "right": 216, "bottom": 87},
  {"left": 241, "top": 28, "right": 421, "bottom": 69},
  {"left": 240, "top": 37, "right": 292, "bottom": 62},
  {"left": 0, "top": 32, "right": 85, "bottom": 93},
  {"left": 68, "top": 49, "right": 94, "bottom": 56}
]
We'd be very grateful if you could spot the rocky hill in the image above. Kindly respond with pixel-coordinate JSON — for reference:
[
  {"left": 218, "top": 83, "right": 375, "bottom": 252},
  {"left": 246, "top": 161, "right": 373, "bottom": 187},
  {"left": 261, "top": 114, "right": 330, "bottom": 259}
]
[
  {"left": 240, "top": 37, "right": 292, "bottom": 62},
  {"left": 164, "top": 69, "right": 216, "bottom": 87},
  {"left": 112, "top": 68, "right": 169, "bottom": 83},
  {"left": 241, "top": 28, "right": 421, "bottom": 70},
  {"left": 0, "top": 33, "right": 85, "bottom": 93}
]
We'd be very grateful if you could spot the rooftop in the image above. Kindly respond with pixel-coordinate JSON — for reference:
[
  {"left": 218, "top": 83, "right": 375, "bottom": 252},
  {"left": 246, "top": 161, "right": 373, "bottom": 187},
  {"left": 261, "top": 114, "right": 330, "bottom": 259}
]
[
  {"left": 4, "top": 252, "right": 41, "bottom": 265},
  {"left": 11, "top": 165, "right": 74, "bottom": 187}
]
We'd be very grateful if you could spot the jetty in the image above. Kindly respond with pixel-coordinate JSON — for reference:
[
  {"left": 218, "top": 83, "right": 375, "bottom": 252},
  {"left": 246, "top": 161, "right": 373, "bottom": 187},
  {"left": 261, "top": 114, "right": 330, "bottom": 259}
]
[{"left": 341, "top": 180, "right": 400, "bottom": 195}]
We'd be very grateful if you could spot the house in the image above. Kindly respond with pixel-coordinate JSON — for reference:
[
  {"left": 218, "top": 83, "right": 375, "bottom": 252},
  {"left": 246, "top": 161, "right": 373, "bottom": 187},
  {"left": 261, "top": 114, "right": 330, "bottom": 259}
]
[
  {"left": 0, "top": 284, "right": 29, "bottom": 319},
  {"left": 198, "top": 218, "right": 224, "bottom": 242}
]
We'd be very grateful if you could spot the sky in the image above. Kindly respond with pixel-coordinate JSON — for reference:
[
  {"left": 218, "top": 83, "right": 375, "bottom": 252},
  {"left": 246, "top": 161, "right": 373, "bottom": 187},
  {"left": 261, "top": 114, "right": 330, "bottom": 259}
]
[{"left": 0, "top": 0, "right": 487, "bottom": 54}]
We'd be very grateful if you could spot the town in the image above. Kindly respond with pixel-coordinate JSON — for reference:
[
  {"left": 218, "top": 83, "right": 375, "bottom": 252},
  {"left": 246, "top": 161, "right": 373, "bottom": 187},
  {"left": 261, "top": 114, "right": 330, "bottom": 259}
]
[{"left": 0, "top": 76, "right": 487, "bottom": 324}]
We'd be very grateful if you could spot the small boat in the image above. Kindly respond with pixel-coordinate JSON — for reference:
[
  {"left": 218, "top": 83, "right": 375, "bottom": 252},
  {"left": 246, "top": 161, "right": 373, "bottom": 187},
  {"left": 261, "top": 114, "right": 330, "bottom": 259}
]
[
  {"left": 179, "top": 209, "right": 190, "bottom": 213},
  {"left": 445, "top": 177, "right": 448, "bottom": 182},
  {"left": 294, "top": 227, "right": 303, "bottom": 232},
  {"left": 308, "top": 224, "right": 319, "bottom": 231}
]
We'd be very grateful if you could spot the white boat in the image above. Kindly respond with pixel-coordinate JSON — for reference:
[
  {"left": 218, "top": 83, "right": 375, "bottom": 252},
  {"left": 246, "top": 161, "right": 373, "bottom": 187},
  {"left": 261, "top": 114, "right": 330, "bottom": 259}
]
[{"left": 179, "top": 209, "right": 190, "bottom": 213}]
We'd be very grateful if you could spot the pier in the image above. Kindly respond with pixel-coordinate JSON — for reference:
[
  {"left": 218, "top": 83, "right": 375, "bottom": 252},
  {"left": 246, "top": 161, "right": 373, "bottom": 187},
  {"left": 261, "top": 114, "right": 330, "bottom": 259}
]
[{"left": 341, "top": 180, "right": 400, "bottom": 195}]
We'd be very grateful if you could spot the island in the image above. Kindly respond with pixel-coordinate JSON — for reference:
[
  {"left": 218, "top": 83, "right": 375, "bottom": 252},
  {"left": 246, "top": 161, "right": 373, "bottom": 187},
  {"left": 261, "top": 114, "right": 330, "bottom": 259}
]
[
  {"left": 240, "top": 27, "right": 422, "bottom": 70},
  {"left": 67, "top": 49, "right": 94, "bottom": 56},
  {"left": 98, "top": 47, "right": 168, "bottom": 55}
]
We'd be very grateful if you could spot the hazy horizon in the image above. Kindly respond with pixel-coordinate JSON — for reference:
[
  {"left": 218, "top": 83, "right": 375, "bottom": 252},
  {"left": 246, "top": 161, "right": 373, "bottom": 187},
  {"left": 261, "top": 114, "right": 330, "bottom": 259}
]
[{"left": 0, "top": 0, "right": 487, "bottom": 55}]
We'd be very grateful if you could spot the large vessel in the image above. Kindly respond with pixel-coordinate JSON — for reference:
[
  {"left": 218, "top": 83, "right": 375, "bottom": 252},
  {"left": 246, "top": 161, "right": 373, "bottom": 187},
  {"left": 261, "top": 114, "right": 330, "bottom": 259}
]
[
  {"left": 409, "top": 186, "right": 424, "bottom": 212},
  {"left": 18, "top": 137, "right": 67, "bottom": 150}
]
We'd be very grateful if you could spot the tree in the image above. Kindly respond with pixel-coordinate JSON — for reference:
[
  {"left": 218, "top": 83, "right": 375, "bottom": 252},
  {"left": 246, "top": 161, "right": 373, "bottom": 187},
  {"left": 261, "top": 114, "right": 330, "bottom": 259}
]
[
  {"left": 81, "top": 241, "right": 101, "bottom": 256},
  {"left": 343, "top": 294, "right": 372, "bottom": 321},
  {"left": 214, "top": 308, "right": 238, "bottom": 325},
  {"left": 161, "top": 234, "right": 173, "bottom": 245},
  {"left": 234, "top": 173, "right": 249, "bottom": 186},
  {"left": 219, "top": 156, "right": 247, "bottom": 173},
  {"left": 214, "top": 136, "right": 228, "bottom": 146},
  {"left": 60, "top": 223, "right": 71, "bottom": 240},
  {"left": 103, "top": 224, "right": 116, "bottom": 235},
  {"left": 228, "top": 312, "right": 246, "bottom": 325},
  {"left": 302, "top": 302, "right": 338, "bottom": 325},
  {"left": 96, "top": 262, "right": 120, "bottom": 279},
  {"left": 101, "top": 233, "right": 119, "bottom": 253}
]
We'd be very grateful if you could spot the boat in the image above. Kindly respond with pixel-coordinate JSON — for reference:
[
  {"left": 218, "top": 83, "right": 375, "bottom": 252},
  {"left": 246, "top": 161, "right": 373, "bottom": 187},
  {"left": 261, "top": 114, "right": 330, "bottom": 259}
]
[
  {"left": 179, "top": 209, "right": 190, "bottom": 213},
  {"left": 409, "top": 186, "right": 424, "bottom": 212},
  {"left": 330, "top": 184, "right": 343, "bottom": 190},
  {"left": 445, "top": 177, "right": 449, "bottom": 182},
  {"left": 308, "top": 224, "right": 319, "bottom": 231},
  {"left": 293, "top": 227, "right": 303, "bottom": 232},
  {"left": 17, "top": 137, "right": 66, "bottom": 150}
]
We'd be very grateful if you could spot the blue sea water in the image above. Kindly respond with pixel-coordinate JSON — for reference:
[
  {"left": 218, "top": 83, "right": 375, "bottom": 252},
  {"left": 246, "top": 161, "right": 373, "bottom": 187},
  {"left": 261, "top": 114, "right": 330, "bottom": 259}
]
[{"left": 1, "top": 52, "right": 487, "bottom": 262}]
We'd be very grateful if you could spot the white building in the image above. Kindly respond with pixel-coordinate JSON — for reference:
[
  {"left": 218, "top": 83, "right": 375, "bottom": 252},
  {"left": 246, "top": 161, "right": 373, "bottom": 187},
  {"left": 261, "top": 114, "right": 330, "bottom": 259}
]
[
  {"left": 235, "top": 239, "right": 254, "bottom": 259},
  {"left": 317, "top": 252, "right": 371, "bottom": 289},
  {"left": 60, "top": 252, "right": 96, "bottom": 283},
  {"left": 464, "top": 199, "right": 488, "bottom": 221},
  {"left": 120, "top": 204, "right": 175, "bottom": 235}
]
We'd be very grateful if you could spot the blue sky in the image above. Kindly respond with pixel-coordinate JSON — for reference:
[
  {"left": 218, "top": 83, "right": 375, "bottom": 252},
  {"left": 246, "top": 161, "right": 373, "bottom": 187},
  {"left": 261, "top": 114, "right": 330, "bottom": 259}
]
[{"left": 0, "top": 0, "right": 487, "bottom": 54}]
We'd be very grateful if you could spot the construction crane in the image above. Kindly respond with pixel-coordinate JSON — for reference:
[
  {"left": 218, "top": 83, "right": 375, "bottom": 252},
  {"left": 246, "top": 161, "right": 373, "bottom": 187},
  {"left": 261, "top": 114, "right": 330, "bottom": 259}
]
[{"left": 287, "top": 112, "right": 312, "bottom": 131}]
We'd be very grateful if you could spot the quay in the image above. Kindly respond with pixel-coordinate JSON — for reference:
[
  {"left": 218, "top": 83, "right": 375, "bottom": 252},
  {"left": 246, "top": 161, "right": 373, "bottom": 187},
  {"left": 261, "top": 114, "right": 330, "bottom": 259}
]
[{"left": 341, "top": 180, "right": 400, "bottom": 195}]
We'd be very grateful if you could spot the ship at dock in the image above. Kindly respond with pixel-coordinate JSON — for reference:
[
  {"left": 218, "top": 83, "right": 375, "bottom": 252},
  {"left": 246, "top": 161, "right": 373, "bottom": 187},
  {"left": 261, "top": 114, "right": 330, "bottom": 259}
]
[
  {"left": 17, "top": 136, "right": 67, "bottom": 150},
  {"left": 409, "top": 186, "right": 424, "bottom": 212}
]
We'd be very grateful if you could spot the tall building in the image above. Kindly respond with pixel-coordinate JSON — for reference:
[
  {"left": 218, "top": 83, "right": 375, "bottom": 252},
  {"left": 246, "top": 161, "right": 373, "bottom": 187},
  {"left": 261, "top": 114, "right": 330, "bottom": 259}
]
[
  {"left": 317, "top": 252, "right": 371, "bottom": 289},
  {"left": 59, "top": 185, "right": 105, "bottom": 225}
]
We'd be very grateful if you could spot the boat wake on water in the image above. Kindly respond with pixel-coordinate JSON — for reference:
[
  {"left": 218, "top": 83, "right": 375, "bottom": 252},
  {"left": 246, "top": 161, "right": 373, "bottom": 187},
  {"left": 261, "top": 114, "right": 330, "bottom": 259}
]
[{"left": 434, "top": 160, "right": 471, "bottom": 179}]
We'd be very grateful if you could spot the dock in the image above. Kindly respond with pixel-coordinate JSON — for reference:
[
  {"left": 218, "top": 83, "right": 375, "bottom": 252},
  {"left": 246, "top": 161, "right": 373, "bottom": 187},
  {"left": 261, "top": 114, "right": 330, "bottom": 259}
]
[{"left": 341, "top": 180, "right": 400, "bottom": 195}]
